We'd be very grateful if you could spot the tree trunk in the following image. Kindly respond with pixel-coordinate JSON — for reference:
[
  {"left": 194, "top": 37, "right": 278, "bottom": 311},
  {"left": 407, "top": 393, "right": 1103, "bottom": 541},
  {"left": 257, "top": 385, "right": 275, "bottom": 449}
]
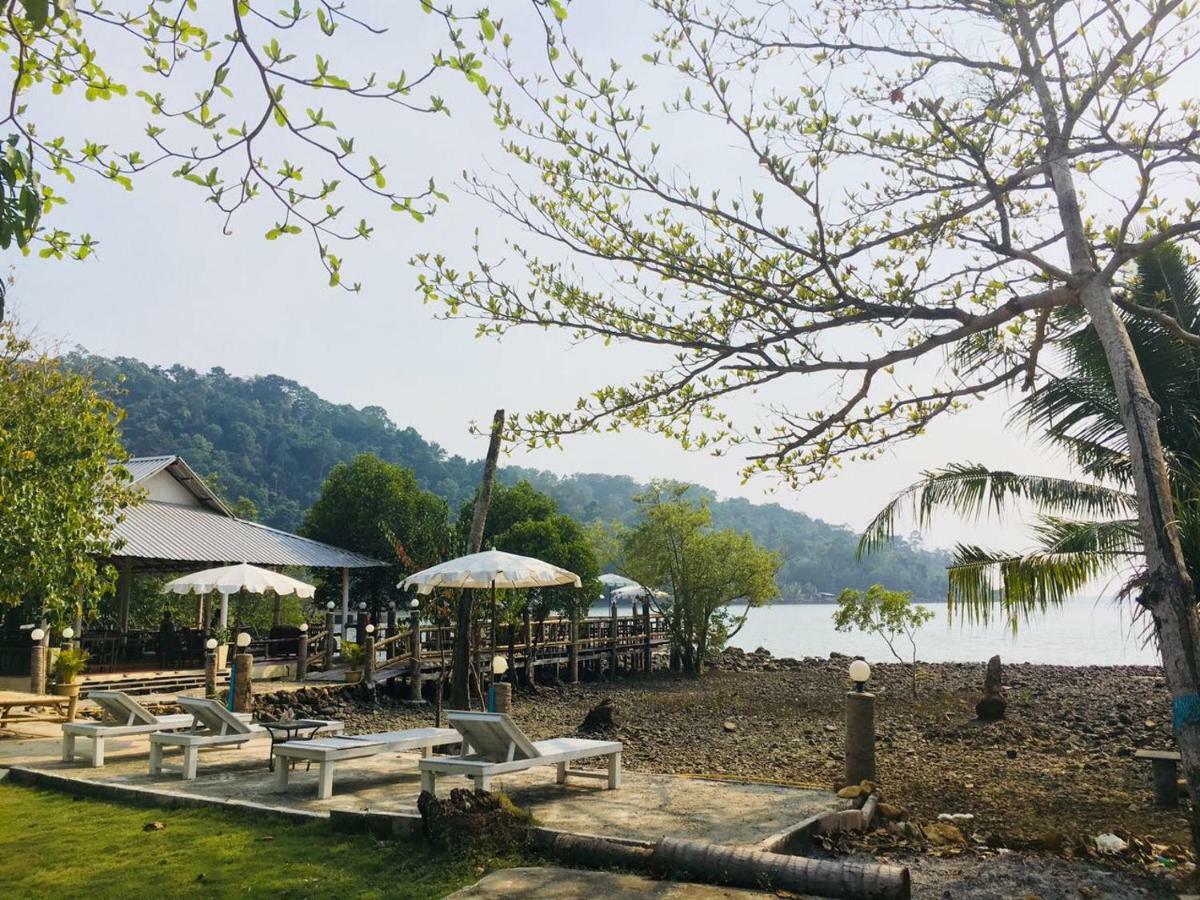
[
  {"left": 1042, "top": 144, "right": 1200, "bottom": 846},
  {"left": 451, "top": 408, "right": 505, "bottom": 710}
]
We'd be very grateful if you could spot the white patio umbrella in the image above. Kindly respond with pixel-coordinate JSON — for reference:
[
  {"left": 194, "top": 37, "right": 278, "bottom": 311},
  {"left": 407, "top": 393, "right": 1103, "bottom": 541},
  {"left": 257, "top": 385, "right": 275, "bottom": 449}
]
[
  {"left": 611, "top": 584, "right": 670, "bottom": 605},
  {"left": 164, "top": 562, "right": 315, "bottom": 630},
  {"left": 400, "top": 550, "right": 582, "bottom": 695},
  {"left": 401, "top": 549, "right": 581, "bottom": 595},
  {"left": 598, "top": 573, "right": 637, "bottom": 588}
]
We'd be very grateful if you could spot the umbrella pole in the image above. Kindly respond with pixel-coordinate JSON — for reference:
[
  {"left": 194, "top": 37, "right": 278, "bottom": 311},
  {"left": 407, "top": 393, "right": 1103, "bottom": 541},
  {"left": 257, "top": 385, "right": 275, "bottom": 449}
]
[{"left": 489, "top": 580, "right": 498, "bottom": 709}]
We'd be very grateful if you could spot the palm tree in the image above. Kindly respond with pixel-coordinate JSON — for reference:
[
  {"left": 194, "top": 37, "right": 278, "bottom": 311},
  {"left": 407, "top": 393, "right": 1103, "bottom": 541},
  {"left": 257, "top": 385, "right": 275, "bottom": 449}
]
[{"left": 859, "top": 244, "right": 1200, "bottom": 630}]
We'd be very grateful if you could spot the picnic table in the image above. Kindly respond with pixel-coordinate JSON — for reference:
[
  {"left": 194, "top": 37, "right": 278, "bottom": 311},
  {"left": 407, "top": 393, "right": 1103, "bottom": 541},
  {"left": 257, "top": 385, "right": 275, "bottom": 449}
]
[{"left": 0, "top": 691, "right": 71, "bottom": 728}]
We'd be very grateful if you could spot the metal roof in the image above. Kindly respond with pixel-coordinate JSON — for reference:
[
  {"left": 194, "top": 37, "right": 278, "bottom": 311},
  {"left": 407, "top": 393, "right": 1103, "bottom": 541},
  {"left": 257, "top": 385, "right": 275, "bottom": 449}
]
[
  {"left": 109, "top": 455, "right": 384, "bottom": 569},
  {"left": 122, "top": 455, "right": 231, "bottom": 515},
  {"left": 111, "top": 501, "right": 383, "bottom": 568}
]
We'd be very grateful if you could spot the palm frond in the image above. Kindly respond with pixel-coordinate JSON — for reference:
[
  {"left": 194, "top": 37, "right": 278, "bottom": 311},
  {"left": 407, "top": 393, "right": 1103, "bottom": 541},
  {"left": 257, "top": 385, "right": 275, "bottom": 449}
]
[
  {"left": 859, "top": 463, "right": 1136, "bottom": 557},
  {"left": 1030, "top": 516, "right": 1142, "bottom": 558},
  {"left": 947, "top": 544, "right": 1115, "bottom": 632}
]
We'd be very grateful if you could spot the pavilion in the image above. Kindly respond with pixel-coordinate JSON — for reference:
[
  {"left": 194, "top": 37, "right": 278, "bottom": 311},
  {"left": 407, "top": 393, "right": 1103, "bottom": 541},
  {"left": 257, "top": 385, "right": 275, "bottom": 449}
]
[{"left": 103, "top": 456, "right": 383, "bottom": 634}]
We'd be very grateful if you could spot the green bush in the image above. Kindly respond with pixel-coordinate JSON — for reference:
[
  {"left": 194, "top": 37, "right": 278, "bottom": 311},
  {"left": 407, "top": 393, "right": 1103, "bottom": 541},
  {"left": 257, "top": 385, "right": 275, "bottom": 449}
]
[{"left": 340, "top": 641, "right": 365, "bottom": 669}]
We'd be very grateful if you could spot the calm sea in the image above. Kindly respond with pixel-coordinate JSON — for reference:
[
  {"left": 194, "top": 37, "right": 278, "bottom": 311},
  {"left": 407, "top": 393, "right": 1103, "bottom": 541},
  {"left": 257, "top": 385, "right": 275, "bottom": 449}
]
[
  {"left": 729, "top": 599, "right": 1159, "bottom": 666},
  {"left": 592, "top": 598, "right": 1160, "bottom": 666}
]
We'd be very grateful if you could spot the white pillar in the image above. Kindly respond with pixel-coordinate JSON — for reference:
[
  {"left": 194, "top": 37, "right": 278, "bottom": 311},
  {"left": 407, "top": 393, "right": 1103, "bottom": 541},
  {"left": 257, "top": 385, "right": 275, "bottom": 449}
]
[
  {"left": 218, "top": 593, "right": 229, "bottom": 630},
  {"left": 341, "top": 568, "right": 350, "bottom": 634}
]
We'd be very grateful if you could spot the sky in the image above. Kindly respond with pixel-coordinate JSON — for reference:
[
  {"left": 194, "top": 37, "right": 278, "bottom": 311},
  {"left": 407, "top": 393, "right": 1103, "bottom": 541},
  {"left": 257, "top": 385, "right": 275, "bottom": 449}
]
[{"left": 8, "top": 2, "right": 1085, "bottom": 557}]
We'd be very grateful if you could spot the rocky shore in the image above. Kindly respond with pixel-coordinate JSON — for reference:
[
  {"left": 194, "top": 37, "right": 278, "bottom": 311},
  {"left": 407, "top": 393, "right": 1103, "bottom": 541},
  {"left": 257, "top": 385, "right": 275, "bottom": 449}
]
[{"left": 255, "top": 646, "right": 1192, "bottom": 889}]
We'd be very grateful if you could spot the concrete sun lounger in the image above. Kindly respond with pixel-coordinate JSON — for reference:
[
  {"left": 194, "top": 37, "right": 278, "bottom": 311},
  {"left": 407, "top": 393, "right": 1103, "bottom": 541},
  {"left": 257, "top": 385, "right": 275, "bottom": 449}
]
[
  {"left": 148, "top": 697, "right": 341, "bottom": 781},
  {"left": 271, "top": 727, "right": 461, "bottom": 799},
  {"left": 61, "top": 690, "right": 249, "bottom": 767},
  {"left": 418, "top": 711, "right": 622, "bottom": 795}
]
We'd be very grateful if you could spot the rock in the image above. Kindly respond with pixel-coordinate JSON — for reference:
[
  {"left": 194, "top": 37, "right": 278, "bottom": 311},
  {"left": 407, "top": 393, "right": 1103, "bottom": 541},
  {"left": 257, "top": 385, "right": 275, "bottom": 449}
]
[
  {"left": 878, "top": 802, "right": 906, "bottom": 820},
  {"left": 1006, "top": 749, "right": 1018, "bottom": 760},
  {"left": 722, "top": 720, "right": 738, "bottom": 733},
  {"left": 984, "top": 655, "right": 1003, "bottom": 695},
  {"left": 937, "top": 813, "right": 975, "bottom": 824},
  {"left": 1094, "top": 833, "right": 1128, "bottom": 854},
  {"left": 837, "top": 784, "right": 865, "bottom": 800},
  {"left": 579, "top": 698, "right": 617, "bottom": 733},
  {"left": 923, "top": 822, "right": 967, "bottom": 846},
  {"left": 143, "top": 821, "right": 166, "bottom": 832},
  {"left": 824, "top": 724, "right": 837, "bottom": 733},
  {"left": 976, "top": 695, "right": 1007, "bottom": 721}
]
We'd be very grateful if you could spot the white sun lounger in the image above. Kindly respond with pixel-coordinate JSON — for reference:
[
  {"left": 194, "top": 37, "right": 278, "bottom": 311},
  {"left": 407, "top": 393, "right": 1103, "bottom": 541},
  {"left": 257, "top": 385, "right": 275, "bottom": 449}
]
[
  {"left": 271, "top": 727, "right": 461, "bottom": 799},
  {"left": 61, "top": 691, "right": 250, "bottom": 767},
  {"left": 418, "top": 711, "right": 622, "bottom": 795},
  {"left": 148, "top": 697, "right": 341, "bottom": 780}
]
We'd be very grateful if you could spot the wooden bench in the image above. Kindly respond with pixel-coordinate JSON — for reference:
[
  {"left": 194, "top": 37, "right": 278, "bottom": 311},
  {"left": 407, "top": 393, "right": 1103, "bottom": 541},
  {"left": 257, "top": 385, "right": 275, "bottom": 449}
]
[
  {"left": 0, "top": 691, "right": 70, "bottom": 728},
  {"left": 1134, "top": 749, "right": 1182, "bottom": 807}
]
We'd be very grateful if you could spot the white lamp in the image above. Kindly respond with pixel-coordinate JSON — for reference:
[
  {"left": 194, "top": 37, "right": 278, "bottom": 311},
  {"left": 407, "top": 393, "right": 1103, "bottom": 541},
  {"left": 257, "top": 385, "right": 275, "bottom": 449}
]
[
  {"left": 236, "top": 631, "right": 252, "bottom": 649},
  {"left": 358, "top": 601, "right": 367, "bottom": 611},
  {"left": 409, "top": 597, "right": 420, "bottom": 610},
  {"left": 365, "top": 624, "right": 375, "bottom": 635},
  {"left": 61, "top": 626, "right": 75, "bottom": 640},
  {"left": 205, "top": 638, "right": 218, "bottom": 651},
  {"left": 326, "top": 601, "right": 336, "bottom": 611},
  {"left": 848, "top": 659, "right": 872, "bottom": 692},
  {"left": 299, "top": 622, "right": 309, "bottom": 633},
  {"left": 30, "top": 628, "right": 45, "bottom": 643},
  {"left": 388, "top": 601, "right": 396, "bottom": 610},
  {"left": 492, "top": 655, "right": 509, "bottom": 676}
]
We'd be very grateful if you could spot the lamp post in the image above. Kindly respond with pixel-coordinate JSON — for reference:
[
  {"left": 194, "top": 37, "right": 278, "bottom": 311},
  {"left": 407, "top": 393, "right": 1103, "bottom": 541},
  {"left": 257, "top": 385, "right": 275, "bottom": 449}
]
[
  {"left": 204, "top": 637, "right": 219, "bottom": 698},
  {"left": 408, "top": 596, "right": 422, "bottom": 702},
  {"left": 324, "top": 601, "right": 336, "bottom": 669},
  {"left": 845, "top": 659, "right": 876, "bottom": 786},
  {"left": 297, "top": 622, "right": 309, "bottom": 681},
  {"left": 356, "top": 601, "right": 368, "bottom": 646},
  {"left": 61, "top": 626, "right": 76, "bottom": 653},
  {"left": 363, "top": 623, "right": 376, "bottom": 683},
  {"left": 231, "top": 631, "right": 253, "bottom": 714},
  {"left": 29, "top": 628, "right": 46, "bottom": 695}
]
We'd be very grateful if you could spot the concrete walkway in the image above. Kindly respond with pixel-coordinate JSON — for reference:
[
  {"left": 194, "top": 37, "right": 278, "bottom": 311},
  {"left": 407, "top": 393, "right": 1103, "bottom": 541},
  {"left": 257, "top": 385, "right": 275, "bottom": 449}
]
[
  {"left": 449, "top": 867, "right": 781, "bottom": 898},
  {"left": 0, "top": 723, "right": 839, "bottom": 846}
]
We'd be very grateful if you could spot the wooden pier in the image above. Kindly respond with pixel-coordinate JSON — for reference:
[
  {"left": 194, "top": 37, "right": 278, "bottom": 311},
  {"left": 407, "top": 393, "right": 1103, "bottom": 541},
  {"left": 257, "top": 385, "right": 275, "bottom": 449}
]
[{"left": 310, "top": 610, "right": 671, "bottom": 686}]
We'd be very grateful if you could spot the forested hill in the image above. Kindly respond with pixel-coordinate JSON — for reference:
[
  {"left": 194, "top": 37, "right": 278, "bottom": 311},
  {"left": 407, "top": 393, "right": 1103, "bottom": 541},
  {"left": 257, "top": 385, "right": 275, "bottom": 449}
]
[{"left": 68, "top": 354, "right": 952, "bottom": 601}]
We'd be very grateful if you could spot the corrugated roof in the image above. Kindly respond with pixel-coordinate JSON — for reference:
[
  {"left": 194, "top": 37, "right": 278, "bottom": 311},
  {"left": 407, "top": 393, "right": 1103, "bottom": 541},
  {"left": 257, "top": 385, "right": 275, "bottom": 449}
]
[
  {"left": 112, "top": 501, "right": 383, "bottom": 568},
  {"left": 122, "top": 455, "right": 231, "bottom": 515},
  {"left": 121, "top": 456, "right": 175, "bottom": 482}
]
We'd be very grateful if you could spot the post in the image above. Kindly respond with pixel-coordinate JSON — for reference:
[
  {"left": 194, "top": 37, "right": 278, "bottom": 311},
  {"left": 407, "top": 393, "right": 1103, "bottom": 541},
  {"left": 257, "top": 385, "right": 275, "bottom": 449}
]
[
  {"left": 364, "top": 635, "right": 376, "bottom": 684},
  {"left": 568, "top": 611, "right": 580, "bottom": 684},
  {"left": 356, "top": 607, "right": 369, "bottom": 646},
  {"left": 296, "top": 631, "right": 309, "bottom": 681},
  {"left": 204, "top": 646, "right": 218, "bottom": 698},
  {"left": 29, "top": 640, "right": 46, "bottom": 695},
  {"left": 492, "top": 681, "right": 512, "bottom": 714},
  {"left": 116, "top": 559, "right": 133, "bottom": 634},
  {"left": 523, "top": 606, "right": 533, "bottom": 687},
  {"left": 387, "top": 604, "right": 398, "bottom": 656},
  {"left": 272, "top": 594, "right": 282, "bottom": 627},
  {"left": 324, "top": 610, "right": 335, "bottom": 668},
  {"left": 642, "top": 599, "right": 652, "bottom": 673},
  {"left": 409, "top": 606, "right": 422, "bottom": 702},
  {"left": 232, "top": 651, "right": 253, "bottom": 714},
  {"left": 218, "top": 593, "right": 229, "bottom": 631},
  {"left": 341, "top": 567, "right": 350, "bottom": 638},
  {"left": 845, "top": 690, "right": 877, "bottom": 786},
  {"left": 609, "top": 600, "right": 619, "bottom": 681}
]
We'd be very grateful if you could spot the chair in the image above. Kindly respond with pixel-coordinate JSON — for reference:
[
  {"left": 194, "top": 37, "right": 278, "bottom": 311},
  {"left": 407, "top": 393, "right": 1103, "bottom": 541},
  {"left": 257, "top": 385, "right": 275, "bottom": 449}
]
[
  {"left": 62, "top": 690, "right": 245, "bottom": 767},
  {"left": 418, "top": 711, "right": 621, "bottom": 795},
  {"left": 271, "top": 727, "right": 460, "bottom": 799},
  {"left": 148, "top": 697, "right": 340, "bottom": 780}
]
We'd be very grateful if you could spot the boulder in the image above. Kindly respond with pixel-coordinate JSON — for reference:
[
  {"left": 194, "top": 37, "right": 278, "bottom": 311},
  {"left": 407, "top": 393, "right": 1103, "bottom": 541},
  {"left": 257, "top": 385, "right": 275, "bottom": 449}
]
[
  {"left": 976, "top": 654, "right": 1007, "bottom": 721},
  {"left": 877, "top": 802, "right": 906, "bottom": 820},
  {"left": 922, "top": 822, "right": 966, "bottom": 846},
  {"left": 579, "top": 698, "right": 617, "bottom": 734}
]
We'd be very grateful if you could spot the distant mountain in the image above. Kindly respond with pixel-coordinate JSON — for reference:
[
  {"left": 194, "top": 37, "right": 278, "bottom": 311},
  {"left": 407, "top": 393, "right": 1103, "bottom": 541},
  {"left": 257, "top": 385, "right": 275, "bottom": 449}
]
[{"left": 67, "top": 353, "right": 952, "bottom": 600}]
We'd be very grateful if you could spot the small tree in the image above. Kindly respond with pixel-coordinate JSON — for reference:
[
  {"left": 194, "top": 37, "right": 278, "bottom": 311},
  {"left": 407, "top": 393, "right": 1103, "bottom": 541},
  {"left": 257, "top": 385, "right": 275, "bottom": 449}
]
[
  {"left": 302, "top": 454, "right": 451, "bottom": 609},
  {"left": 833, "top": 585, "right": 933, "bottom": 697},
  {"left": 0, "top": 323, "right": 139, "bottom": 623},
  {"left": 623, "top": 482, "right": 779, "bottom": 675}
]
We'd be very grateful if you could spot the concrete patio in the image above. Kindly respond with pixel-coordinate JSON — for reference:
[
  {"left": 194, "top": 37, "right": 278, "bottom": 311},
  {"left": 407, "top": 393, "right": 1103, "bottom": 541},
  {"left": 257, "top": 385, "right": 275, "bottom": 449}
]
[{"left": 0, "top": 721, "right": 840, "bottom": 846}]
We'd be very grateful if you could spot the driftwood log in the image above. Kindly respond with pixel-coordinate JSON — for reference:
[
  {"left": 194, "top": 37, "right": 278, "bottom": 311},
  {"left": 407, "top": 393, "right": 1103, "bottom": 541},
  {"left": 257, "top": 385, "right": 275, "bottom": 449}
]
[{"left": 535, "top": 830, "right": 910, "bottom": 900}]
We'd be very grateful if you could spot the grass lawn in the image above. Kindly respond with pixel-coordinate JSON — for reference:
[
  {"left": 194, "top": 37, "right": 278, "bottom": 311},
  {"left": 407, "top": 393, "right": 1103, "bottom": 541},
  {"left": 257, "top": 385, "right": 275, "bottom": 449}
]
[{"left": 0, "top": 782, "right": 524, "bottom": 898}]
